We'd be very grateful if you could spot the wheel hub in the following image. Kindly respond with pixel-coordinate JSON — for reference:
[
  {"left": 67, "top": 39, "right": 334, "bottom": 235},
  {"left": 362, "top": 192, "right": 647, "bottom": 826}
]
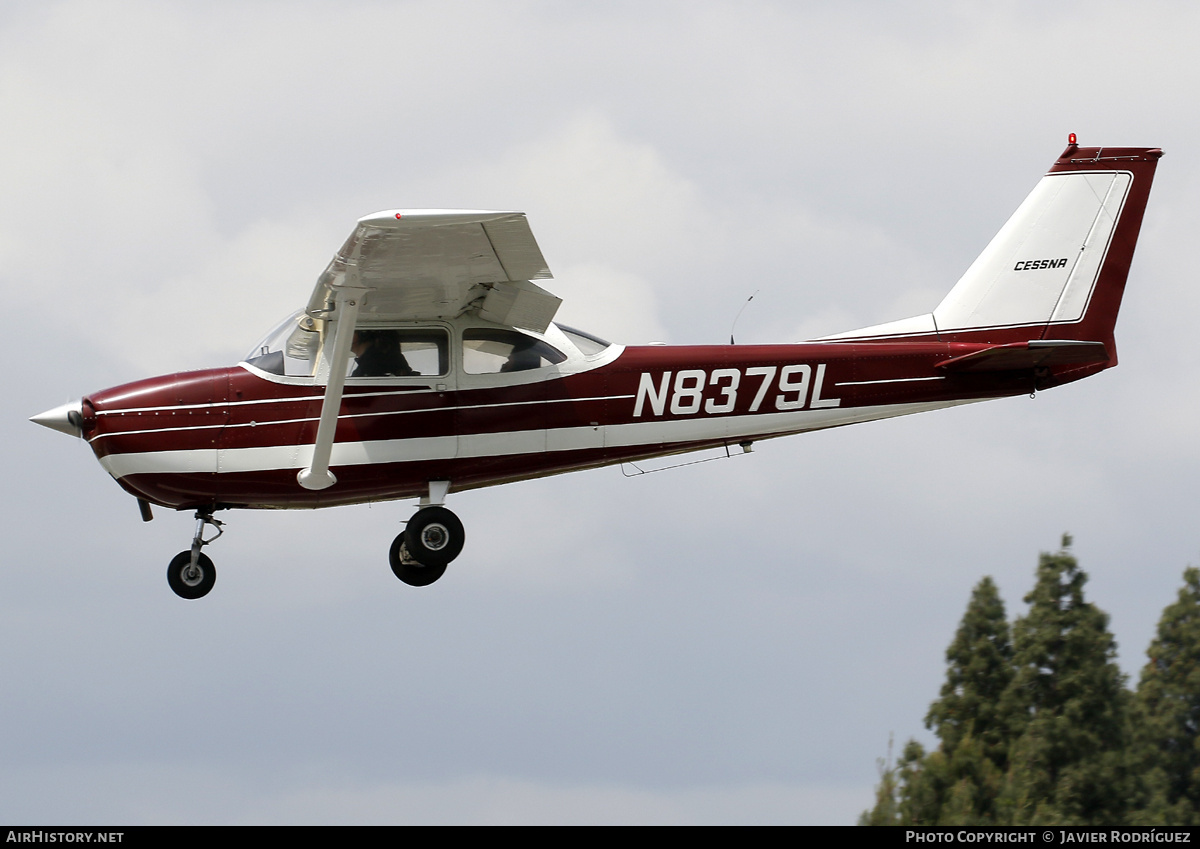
[
  {"left": 420, "top": 523, "right": 449, "bottom": 551},
  {"left": 182, "top": 565, "right": 204, "bottom": 586}
]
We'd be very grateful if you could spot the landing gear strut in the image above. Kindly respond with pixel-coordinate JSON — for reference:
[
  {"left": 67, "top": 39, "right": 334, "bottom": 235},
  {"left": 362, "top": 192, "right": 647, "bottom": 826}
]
[
  {"left": 389, "top": 505, "right": 465, "bottom": 587},
  {"left": 167, "top": 510, "right": 223, "bottom": 599}
]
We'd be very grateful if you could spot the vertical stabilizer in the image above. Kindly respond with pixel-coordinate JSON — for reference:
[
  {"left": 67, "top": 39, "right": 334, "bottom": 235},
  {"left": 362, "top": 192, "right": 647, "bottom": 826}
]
[{"left": 825, "top": 142, "right": 1162, "bottom": 349}]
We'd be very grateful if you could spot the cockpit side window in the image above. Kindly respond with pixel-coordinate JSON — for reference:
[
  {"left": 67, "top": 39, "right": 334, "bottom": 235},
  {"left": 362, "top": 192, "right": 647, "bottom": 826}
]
[
  {"left": 462, "top": 329, "right": 567, "bottom": 375},
  {"left": 347, "top": 328, "right": 449, "bottom": 378}
]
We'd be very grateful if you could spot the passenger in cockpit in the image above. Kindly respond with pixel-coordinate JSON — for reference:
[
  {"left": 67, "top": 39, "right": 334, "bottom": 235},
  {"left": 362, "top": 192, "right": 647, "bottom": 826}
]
[{"left": 351, "top": 330, "right": 417, "bottom": 377}]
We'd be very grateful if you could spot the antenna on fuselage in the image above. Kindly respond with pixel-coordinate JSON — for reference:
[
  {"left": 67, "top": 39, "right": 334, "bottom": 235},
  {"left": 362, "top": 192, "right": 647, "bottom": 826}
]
[{"left": 729, "top": 289, "right": 759, "bottom": 345}]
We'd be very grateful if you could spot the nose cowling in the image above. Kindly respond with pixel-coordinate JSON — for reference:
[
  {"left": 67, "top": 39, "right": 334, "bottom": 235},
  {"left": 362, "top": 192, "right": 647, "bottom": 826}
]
[{"left": 30, "top": 400, "right": 84, "bottom": 437}]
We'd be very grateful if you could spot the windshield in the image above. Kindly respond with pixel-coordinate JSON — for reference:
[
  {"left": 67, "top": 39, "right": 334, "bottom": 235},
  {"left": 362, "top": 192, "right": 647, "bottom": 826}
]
[{"left": 243, "top": 310, "right": 321, "bottom": 377}]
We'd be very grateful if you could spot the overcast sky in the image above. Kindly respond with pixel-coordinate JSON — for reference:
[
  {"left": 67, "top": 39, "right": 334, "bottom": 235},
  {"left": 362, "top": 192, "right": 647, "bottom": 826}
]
[{"left": 6, "top": 0, "right": 1200, "bottom": 824}]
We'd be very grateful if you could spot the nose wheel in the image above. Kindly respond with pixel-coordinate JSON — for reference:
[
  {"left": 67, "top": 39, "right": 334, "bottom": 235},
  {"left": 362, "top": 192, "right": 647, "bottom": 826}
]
[
  {"left": 389, "top": 506, "right": 464, "bottom": 587},
  {"left": 167, "top": 551, "right": 216, "bottom": 599},
  {"left": 167, "top": 510, "right": 223, "bottom": 599}
]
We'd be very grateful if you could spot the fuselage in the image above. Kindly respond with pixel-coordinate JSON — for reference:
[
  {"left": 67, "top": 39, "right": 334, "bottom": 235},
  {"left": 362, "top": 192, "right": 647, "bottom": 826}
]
[{"left": 80, "top": 326, "right": 1103, "bottom": 512}]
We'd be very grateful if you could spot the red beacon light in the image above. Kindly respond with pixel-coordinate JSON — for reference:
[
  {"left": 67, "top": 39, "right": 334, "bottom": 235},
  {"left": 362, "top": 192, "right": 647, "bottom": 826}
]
[{"left": 1068, "top": 133, "right": 1077, "bottom": 145}]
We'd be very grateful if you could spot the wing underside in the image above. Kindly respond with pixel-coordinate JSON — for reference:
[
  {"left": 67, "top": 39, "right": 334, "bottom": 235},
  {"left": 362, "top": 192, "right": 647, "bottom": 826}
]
[{"left": 306, "top": 210, "right": 562, "bottom": 332}]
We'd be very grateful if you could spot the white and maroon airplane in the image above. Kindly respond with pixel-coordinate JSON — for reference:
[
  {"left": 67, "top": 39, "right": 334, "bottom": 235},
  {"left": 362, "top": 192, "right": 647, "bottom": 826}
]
[{"left": 32, "top": 138, "right": 1161, "bottom": 598}]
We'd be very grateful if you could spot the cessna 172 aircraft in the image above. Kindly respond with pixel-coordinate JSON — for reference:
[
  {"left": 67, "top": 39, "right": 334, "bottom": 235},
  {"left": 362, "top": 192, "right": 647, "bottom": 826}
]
[{"left": 32, "top": 138, "right": 1161, "bottom": 598}]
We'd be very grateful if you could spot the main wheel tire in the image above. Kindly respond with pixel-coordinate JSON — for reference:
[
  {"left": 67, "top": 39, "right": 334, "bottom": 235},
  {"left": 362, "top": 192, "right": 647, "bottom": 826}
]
[
  {"left": 404, "top": 506, "right": 465, "bottom": 567},
  {"left": 389, "top": 533, "right": 448, "bottom": 587},
  {"left": 167, "top": 550, "right": 216, "bottom": 599}
]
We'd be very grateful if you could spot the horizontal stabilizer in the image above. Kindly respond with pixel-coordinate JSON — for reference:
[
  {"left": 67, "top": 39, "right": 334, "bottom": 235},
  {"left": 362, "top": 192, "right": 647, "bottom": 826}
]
[{"left": 936, "top": 340, "right": 1109, "bottom": 373}]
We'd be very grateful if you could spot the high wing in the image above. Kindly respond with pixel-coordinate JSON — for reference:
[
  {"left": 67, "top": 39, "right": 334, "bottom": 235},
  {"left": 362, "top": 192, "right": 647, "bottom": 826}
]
[
  {"left": 305, "top": 209, "right": 561, "bottom": 333},
  {"left": 297, "top": 209, "right": 562, "bottom": 492}
]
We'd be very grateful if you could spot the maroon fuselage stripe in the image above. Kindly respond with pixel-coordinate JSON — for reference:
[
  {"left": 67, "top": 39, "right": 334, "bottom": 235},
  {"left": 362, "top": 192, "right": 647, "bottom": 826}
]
[{"left": 85, "top": 340, "right": 1096, "bottom": 510}]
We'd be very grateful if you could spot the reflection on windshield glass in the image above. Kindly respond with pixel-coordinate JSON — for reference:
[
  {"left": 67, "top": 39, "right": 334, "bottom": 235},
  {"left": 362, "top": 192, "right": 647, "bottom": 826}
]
[{"left": 244, "top": 311, "right": 320, "bottom": 377}]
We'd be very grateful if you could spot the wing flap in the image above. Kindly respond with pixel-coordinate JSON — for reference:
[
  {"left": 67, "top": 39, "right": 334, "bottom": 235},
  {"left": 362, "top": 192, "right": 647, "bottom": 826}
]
[{"left": 936, "top": 340, "right": 1109, "bottom": 373}]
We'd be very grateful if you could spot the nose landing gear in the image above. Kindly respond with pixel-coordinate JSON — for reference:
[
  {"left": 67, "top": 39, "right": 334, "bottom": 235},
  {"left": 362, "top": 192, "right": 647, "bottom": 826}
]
[{"left": 167, "top": 510, "right": 223, "bottom": 599}]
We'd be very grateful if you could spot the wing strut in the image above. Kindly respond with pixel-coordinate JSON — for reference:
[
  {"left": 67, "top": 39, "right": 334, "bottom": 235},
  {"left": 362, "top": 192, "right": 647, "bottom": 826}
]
[{"left": 298, "top": 288, "right": 365, "bottom": 491}]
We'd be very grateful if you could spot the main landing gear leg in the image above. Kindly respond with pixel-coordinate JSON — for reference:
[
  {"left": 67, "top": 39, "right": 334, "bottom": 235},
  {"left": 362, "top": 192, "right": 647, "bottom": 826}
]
[
  {"left": 389, "top": 481, "right": 465, "bottom": 587},
  {"left": 167, "top": 510, "right": 224, "bottom": 599}
]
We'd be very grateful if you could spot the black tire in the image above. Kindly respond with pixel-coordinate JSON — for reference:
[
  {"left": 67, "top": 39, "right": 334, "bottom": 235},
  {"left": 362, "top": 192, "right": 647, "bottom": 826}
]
[
  {"left": 167, "top": 550, "right": 216, "bottom": 599},
  {"left": 389, "top": 533, "right": 448, "bottom": 587},
  {"left": 404, "top": 506, "right": 465, "bottom": 567}
]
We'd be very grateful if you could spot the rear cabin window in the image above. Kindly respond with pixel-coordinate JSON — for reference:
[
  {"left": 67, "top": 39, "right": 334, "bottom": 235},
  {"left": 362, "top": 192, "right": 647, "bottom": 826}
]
[{"left": 462, "top": 329, "right": 567, "bottom": 375}]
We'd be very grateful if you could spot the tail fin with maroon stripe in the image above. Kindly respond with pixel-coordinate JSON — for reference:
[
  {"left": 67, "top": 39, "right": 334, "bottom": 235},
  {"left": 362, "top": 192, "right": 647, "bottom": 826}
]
[{"left": 825, "top": 141, "right": 1162, "bottom": 367}]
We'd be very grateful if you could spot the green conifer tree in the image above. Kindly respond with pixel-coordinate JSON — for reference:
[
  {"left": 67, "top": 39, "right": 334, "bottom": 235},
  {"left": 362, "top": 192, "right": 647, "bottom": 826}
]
[
  {"left": 862, "top": 577, "right": 1013, "bottom": 824},
  {"left": 998, "top": 535, "right": 1130, "bottom": 825},
  {"left": 926, "top": 576, "right": 1014, "bottom": 771},
  {"left": 909, "top": 575, "right": 1016, "bottom": 824},
  {"left": 863, "top": 538, "right": 1137, "bottom": 826},
  {"left": 1130, "top": 567, "right": 1200, "bottom": 825}
]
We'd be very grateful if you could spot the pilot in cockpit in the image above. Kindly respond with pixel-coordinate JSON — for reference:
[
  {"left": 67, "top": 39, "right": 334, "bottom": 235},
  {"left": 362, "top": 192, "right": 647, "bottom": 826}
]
[
  {"left": 351, "top": 330, "right": 418, "bottom": 378},
  {"left": 500, "top": 336, "right": 542, "bottom": 373}
]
